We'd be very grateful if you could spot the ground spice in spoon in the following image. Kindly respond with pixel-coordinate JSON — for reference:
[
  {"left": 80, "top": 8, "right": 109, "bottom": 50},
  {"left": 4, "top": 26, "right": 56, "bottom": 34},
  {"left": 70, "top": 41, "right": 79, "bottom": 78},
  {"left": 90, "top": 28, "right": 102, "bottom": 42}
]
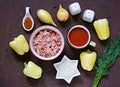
[{"left": 24, "top": 17, "right": 32, "bottom": 29}]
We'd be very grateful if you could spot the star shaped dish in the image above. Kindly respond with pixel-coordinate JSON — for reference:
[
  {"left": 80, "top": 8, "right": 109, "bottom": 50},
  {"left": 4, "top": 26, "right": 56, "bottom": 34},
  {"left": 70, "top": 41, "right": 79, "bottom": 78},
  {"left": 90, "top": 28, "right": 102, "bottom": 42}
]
[{"left": 54, "top": 55, "right": 80, "bottom": 84}]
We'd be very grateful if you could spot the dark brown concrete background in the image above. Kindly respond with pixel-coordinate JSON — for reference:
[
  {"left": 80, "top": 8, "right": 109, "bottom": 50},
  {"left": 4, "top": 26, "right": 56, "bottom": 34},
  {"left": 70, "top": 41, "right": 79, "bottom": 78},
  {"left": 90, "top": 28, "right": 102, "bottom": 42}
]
[{"left": 0, "top": 0, "right": 120, "bottom": 87}]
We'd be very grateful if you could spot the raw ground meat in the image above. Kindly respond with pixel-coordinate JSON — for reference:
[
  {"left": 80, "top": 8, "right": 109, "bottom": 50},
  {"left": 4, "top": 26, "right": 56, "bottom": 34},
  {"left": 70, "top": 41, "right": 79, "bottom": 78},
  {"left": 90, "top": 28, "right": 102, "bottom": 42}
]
[{"left": 33, "top": 29, "right": 61, "bottom": 57}]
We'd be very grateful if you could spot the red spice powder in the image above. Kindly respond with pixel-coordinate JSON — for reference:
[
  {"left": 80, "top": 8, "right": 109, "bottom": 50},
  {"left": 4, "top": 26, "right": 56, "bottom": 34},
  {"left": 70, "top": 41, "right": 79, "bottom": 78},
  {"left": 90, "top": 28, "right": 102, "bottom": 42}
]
[
  {"left": 69, "top": 27, "right": 89, "bottom": 46},
  {"left": 24, "top": 17, "right": 32, "bottom": 29}
]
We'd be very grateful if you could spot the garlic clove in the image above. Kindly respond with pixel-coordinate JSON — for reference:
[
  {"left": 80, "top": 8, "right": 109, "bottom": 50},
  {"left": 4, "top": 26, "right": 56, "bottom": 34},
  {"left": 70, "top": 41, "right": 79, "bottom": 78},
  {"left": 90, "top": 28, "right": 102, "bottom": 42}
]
[{"left": 57, "top": 4, "right": 69, "bottom": 22}]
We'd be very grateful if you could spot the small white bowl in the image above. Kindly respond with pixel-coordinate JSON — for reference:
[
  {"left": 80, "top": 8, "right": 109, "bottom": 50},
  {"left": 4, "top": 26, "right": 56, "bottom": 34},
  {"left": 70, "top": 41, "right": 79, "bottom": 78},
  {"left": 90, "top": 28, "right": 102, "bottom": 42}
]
[
  {"left": 67, "top": 25, "right": 91, "bottom": 49},
  {"left": 29, "top": 25, "right": 65, "bottom": 60}
]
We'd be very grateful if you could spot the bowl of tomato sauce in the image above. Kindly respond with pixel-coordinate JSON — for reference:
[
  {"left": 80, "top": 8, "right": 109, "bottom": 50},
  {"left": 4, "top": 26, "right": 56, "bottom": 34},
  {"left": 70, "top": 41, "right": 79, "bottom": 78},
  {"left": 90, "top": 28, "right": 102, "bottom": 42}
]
[{"left": 67, "top": 25, "right": 91, "bottom": 49}]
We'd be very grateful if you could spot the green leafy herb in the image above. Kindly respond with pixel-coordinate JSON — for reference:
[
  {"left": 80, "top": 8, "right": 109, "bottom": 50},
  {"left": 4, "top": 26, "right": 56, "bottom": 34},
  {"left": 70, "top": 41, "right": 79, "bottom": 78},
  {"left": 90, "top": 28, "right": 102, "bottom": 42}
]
[{"left": 92, "top": 36, "right": 120, "bottom": 87}]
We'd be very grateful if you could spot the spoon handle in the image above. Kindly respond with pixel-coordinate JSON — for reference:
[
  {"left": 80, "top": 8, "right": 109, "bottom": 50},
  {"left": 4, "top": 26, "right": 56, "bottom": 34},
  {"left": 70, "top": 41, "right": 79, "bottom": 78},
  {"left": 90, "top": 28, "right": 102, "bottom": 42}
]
[{"left": 25, "top": 7, "right": 30, "bottom": 15}]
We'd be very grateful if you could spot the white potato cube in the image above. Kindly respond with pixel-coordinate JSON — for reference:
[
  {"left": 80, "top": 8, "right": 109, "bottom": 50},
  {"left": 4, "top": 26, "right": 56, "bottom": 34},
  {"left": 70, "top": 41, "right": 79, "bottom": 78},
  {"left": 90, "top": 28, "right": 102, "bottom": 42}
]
[
  {"left": 83, "top": 9, "right": 95, "bottom": 22},
  {"left": 69, "top": 2, "right": 81, "bottom": 15}
]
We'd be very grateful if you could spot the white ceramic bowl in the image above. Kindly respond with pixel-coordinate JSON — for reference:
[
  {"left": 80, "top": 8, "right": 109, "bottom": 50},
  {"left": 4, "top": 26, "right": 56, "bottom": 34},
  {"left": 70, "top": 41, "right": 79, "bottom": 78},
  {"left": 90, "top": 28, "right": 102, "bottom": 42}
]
[{"left": 29, "top": 25, "right": 65, "bottom": 60}]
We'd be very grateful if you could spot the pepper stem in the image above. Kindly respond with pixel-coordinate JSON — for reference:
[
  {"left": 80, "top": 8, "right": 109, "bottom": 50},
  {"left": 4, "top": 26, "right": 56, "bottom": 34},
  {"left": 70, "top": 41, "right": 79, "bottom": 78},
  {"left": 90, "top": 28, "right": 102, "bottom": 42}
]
[
  {"left": 87, "top": 49, "right": 92, "bottom": 53},
  {"left": 24, "top": 62, "right": 27, "bottom": 68}
]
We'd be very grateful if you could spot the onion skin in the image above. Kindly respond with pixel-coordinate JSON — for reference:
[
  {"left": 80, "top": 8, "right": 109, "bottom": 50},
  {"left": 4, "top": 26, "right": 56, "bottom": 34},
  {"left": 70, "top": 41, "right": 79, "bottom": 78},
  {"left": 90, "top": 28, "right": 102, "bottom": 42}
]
[
  {"left": 37, "top": 9, "right": 57, "bottom": 26},
  {"left": 57, "top": 5, "right": 69, "bottom": 22}
]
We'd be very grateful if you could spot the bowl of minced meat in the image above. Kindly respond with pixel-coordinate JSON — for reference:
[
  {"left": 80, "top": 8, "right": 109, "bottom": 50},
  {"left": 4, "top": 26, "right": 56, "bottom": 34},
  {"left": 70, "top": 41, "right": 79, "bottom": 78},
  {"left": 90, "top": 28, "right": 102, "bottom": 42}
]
[{"left": 29, "top": 25, "right": 65, "bottom": 60}]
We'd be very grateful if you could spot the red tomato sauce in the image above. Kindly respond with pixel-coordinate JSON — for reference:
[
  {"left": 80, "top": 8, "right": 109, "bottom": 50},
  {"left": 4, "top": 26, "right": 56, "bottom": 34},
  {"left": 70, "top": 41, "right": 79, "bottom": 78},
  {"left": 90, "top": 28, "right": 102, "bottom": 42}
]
[{"left": 69, "top": 27, "right": 89, "bottom": 46}]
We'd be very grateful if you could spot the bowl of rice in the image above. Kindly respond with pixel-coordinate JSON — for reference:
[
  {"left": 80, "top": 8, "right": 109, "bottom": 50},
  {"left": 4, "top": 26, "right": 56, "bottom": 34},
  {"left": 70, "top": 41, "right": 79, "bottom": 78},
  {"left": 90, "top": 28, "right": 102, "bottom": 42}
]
[{"left": 29, "top": 25, "right": 65, "bottom": 60}]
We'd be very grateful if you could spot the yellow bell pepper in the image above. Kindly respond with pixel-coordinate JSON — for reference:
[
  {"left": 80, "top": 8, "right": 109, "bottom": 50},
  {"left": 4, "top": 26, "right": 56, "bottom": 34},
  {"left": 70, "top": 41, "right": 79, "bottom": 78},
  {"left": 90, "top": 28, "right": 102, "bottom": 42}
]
[
  {"left": 80, "top": 49, "right": 97, "bottom": 71},
  {"left": 23, "top": 61, "right": 42, "bottom": 79},
  {"left": 9, "top": 34, "right": 29, "bottom": 55},
  {"left": 93, "top": 18, "right": 110, "bottom": 40}
]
